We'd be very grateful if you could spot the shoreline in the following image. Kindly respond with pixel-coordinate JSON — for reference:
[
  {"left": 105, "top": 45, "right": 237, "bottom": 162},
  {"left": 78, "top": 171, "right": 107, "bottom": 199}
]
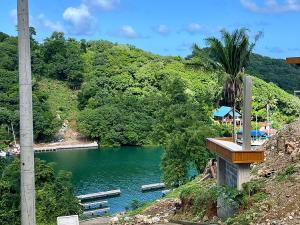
[
  {"left": 34, "top": 142, "right": 98, "bottom": 153},
  {"left": 6, "top": 142, "right": 162, "bottom": 155},
  {"left": 34, "top": 141, "right": 161, "bottom": 153}
]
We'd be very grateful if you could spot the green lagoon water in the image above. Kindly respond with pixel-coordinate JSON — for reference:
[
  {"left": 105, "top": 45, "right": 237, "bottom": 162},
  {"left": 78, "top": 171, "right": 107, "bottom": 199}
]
[{"left": 36, "top": 146, "right": 163, "bottom": 213}]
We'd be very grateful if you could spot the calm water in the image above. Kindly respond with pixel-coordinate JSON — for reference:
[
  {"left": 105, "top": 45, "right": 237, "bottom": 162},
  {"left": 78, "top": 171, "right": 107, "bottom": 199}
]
[{"left": 36, "top": 146, "right": 163, "bottom": 213}]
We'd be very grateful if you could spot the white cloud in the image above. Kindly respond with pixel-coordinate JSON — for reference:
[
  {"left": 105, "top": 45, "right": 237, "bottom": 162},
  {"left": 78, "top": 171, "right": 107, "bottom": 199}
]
[
  {"left": 36, "top": 14, "right": 65, "bottom": 32},
  {"left": 63, "top": 4, "right": 95, "bottom": 35},
  {"left": 84, "top": 0, "right": 120, "bottom": 10},
  {"left": 117, "top": 25, "right": 140, "bottom": 38},
  {"left": 155, "top": 25, "right": 170, "bottom": 36},
  {"left": 185, "top": 23, "right": 203, "bottom": 34},
  {"left": 241, "top": 0, "right": 300, "bottom": 13},
  {"left": 10, "top": 8, "right": 64, "bottom": 33}
]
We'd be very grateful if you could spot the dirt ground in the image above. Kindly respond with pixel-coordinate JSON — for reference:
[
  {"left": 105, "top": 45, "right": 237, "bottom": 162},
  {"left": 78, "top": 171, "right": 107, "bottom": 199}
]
[{"left": 251, "top": 118, "right": 300, "bottom": 225}]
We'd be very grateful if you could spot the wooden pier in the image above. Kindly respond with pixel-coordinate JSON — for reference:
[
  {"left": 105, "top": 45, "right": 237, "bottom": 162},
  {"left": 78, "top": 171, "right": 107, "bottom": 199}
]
[
  {"left": 141, "top": 183, "right": 165, "bottom": 192},
  {"left": 34, "top": 142, "right": 98, "bottom": 153},
  {"left": 80, "top": 201, "right": 108, "bottom": 210},
  {"left": 77, "top": 189, "right": 121, "bottom": 201},
  {"left": 82, "top": 208, "right": 110, "bottom": 216}
]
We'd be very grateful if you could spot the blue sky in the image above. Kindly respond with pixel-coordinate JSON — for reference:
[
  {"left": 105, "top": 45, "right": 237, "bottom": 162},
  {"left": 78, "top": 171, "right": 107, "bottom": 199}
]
[{"left": 0, "top": 0, "right": 300, "bottom": 59}]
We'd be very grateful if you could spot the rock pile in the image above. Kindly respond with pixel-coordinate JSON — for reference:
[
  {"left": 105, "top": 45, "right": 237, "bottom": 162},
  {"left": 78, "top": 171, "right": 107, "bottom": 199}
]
[
  {"left": 110, "top": 199, "right": 180, "bottom": 225},
  {"left": 255, "top": 118, "right": 300, "bottom": 178},
  {"left": 251, "top": 118, "right": 300, "bottom": 224}
]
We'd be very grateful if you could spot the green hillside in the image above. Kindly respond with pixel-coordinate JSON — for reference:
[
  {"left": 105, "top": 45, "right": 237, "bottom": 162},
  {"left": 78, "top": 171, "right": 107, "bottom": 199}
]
[
  {"left": 1, "top": 29, "right": 300, "bottom": 225},
  {"left": 37, "top": 78, "right": 79, "bottom": 123},
  {"left": 0, "top": 30, "right": 300, "bottom": 148},
  {"left": 247, "top": 53, "right": 300, "bottom": 93}
]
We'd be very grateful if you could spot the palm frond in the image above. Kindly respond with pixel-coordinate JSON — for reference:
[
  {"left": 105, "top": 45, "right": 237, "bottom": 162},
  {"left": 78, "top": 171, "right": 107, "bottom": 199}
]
[{"left": 206, "top": 28, "right": 259, "bottom": 105}]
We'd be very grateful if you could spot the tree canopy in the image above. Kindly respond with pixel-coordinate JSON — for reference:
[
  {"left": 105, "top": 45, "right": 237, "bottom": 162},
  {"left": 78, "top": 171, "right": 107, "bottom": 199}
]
[
  {"left": 0, "top": 30, "right": 299, "bottom": 148},
  {"left": 205, "top": 28, "right": 260, "bottom": 140},
  {"left": 0, "top": 158, "right": 81, "bottom": 225}
]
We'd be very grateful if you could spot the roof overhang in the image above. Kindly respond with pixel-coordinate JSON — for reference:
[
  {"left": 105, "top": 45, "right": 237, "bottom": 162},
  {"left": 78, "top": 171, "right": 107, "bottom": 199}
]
[
  {"left": 207, "top": 138, "right": 264, "bottom": 164},
  {"left": 286, "top": 57, "right": 300, "bottom": 65}
]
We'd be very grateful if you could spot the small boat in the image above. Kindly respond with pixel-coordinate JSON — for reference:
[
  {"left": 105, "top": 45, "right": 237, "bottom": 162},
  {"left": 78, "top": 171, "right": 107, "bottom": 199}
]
[
  {"left": 236, "top": 137, "right": 268, "bottom": 147},
  {"left": 251, "top": 139, "right": 268, "bottom": 146},
  {"left": 0, "top": 151, "right": 7, "bottom": 157}
]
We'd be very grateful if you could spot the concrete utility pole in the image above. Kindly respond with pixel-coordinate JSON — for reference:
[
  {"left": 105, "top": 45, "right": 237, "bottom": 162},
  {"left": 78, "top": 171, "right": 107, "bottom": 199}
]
[
  {"left": 17, "top": 0, "right": 36, "bottom": 224},
  {"left": 242, "top": 76, "right": 252, "bottom": 150}
]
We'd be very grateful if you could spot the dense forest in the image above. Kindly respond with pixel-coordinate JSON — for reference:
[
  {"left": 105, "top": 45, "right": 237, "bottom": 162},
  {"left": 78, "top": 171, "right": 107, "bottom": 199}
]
[
  {"left": 198, "top": 47, "right": 300, "bottom": 94},
  {"left": 246, "top": 53, "right": 300, "bottom": 94},
  {"left": 1, "top": 29, "right": 299, "bottom": 178},
  {"left": 0, "top": 158, "right": 81, "bottom": 225},
  {"left": 1, "top": 29, "right": 300, "bottom": 148},
  {"left": 0, "top": 28, "right": 299, "bottom": 151}
]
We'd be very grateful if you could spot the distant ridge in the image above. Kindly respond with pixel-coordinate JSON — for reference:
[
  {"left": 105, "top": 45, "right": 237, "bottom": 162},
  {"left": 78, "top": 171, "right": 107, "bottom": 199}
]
[{"left": 246, "top": 53, "right": 300, "bottom": 94}]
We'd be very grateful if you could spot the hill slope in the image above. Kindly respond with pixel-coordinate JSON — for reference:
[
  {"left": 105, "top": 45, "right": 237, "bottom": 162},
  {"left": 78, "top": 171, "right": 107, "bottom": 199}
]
[
  {"left": 0, "top": 31, "right": 300, "bottom": 147},
  {"left": 247, "top": 54, "right": 300, "bottom": 94},
  {"left": 37, "top": 78, "right": 79, "bottom": 123},
  {"left": 112, "top": 118, "right": 300, "bottom": 225}
]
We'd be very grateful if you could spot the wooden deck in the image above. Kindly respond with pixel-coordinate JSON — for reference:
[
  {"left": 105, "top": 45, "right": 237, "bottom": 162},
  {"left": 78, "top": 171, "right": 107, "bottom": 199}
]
[
  {"left": 207, "top": 138, "right": 264, "bottom": 164},
  {"left": 77, "top": 190, "right": 121, "bottom": 201},
  {"left": 286, "top": 57, "right": 300, "bottom": 65}
]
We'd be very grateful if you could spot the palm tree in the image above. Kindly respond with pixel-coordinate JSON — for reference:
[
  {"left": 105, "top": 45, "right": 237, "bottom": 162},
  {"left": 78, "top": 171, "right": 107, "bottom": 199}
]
[{"left": 206, "top": 28, "right": 261, "bottom": 142}]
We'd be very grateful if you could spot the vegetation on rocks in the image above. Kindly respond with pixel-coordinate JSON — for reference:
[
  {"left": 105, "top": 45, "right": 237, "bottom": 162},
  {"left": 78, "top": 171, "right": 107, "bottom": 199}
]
[{"left": 116, "top": 117, "right": 300, "bottom": 225}]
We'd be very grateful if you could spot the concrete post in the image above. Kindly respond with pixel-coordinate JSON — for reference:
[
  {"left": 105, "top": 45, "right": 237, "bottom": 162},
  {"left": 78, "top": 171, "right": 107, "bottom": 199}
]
[
  {"left": 239, "top": 76, "right": 252, "bottom": 190},
  {"left": 236, "top": 164, "right": 250, "bottom": 190},
  {"left": 18, "top": 0, "right": 36, "bottom": 224},
  {"left": 242, "top": 76, "right": 252, "bottom": 151}
]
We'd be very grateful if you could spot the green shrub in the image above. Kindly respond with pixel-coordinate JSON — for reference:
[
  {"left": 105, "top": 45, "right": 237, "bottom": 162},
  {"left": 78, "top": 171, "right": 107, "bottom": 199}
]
[
  {"left": 276, "top": 164, "right": 296, "bottom": 182},
  {"left": 0, "top": 159, "right": 81, "bottom": 225}
]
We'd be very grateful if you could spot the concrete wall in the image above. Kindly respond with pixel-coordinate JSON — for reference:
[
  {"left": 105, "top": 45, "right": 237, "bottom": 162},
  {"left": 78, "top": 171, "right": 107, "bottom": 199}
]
[
  {"left": 225, "top": 161, "right": 238, "bottom": 188},
  {"left": 217, "top": 156, "right": 250, "bottom": 190},
  {"left": 216, "top": 156, "right": 251, "bottom": 218}
]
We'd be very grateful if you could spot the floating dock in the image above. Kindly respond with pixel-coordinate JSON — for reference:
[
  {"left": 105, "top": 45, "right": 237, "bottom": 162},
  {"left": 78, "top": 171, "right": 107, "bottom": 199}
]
[
  {"left": 141, "top": 183, "right": 165, "bottom": 192},
  {"left": 34, "top": 142, "right": 98, "bottom": 153},
  {"left": 77, "top": 189, "right": 121, "bottom": 201},
  {"left": 162, "top": 189, "right": 171, "bottom": 197},
  {"left": 80, "top": 201, "right": 108, "bottom": 210},
  {"left": 82, "top": 208, "right": 110, "bottom": 216}
]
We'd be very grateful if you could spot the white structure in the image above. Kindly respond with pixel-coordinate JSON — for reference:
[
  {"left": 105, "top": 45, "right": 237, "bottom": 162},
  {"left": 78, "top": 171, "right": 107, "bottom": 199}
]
[{"left": 57, "top": 215, "right": 79, "bottom": 225}]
